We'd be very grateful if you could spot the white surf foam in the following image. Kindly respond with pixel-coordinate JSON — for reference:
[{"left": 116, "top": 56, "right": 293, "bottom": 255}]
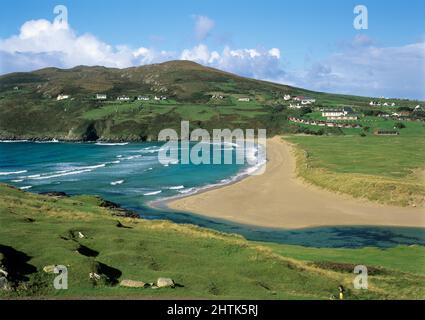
[
  {"left": 144, "top": 190, "right": 162, "bottom": 196},
  {"left": 178, "top": 188, "right": 195, "bottom": 194},
  {"left": 124, "top": 155, "right": 142, "bottom": 160},
  {"left": 30, "top": 169, "right": 93, "bottom": 180},
  {"left": 0, "top": 140, "right": 29, "bottom": 143},
  {"left": 35, "top": 139, "right": 59, "bottom": 143},
  {"left": 161, "top": 143, "right": 266, "bottom": 201},
  {"left": 27, "top": 163, "right": 107, "bottom": 180},
  {"left": 19, "top": 186, "right": 32, "bottom": 190},
  {"left": 0, "top": 170, "right": 28, "bottom": 176},
  {"left": 110, "top": 180, "right": 125, "bottom": 186},
  {"left": 27, "top": 174, "right": 41, "bottom": 178},
  {"left": 169, "top": 185, "right": 185, "bottom": 190},
  {"left": 95, "top": 142, "right": 129, "bottom": 146}
]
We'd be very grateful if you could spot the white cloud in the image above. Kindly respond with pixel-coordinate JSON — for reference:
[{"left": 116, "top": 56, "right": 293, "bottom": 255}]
[
  {"left": 0, "top": 18, "right": 282, "bottom": 88},
  {"left": 285, "top": 38, "right": 425, "bottom": 99},
  {"left": 193, "top": 15, "right": 215, "bottom": 41},
  {"left": 1, "top": 18, "right": 424, "bottom": 100},
  {"left": 181, "top": 44, "right": 218, "bottom": 64},
  {"left": 180, "top": 45, "right": 284, "bottom": 80},
  {"left": 0, "top": 19, "right": 173, "bottom": 73}
]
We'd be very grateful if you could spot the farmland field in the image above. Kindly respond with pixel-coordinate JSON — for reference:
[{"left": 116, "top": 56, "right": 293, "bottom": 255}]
[{"left": 286, "top": 135, "right": 425, "bottom": 206}]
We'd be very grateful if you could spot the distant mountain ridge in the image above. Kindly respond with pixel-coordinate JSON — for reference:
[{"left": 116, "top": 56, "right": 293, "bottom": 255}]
[
  {"left": 0, "top": 60, "right": 416, "bottom": 141},
  {"left": 0, "top": 60, "right": 303, "bottom": 100}
]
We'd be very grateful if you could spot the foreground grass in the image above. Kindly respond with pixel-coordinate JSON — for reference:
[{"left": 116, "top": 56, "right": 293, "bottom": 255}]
[
  {"left": 0, "top": 184, "right": 424, "bottom": 299},
  {"left": 286, "top": 135, "right": 425, "bottom": 207}
]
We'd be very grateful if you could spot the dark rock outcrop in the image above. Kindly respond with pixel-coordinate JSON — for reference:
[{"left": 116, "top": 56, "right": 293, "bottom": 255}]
[
  {"left": 99, "top": 199, "right": 140, "bottom": 219},
  {"left": 39, "top": 191, "right": 69, "bottom": 197}
]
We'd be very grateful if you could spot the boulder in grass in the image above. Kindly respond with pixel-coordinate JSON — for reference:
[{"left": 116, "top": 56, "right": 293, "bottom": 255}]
[
  {"left": 0, "top": 277, "right": 9, "bottom": 290},
  {"left": 0, "top": 267, "right": 8, "bottom": 278},
  {"left": 89, "top": 272, "right": 101, "bottom": 281},
  {"left": 43, "top": 265, "right": 56, "bottom": 273},
  {"left": 120, "top": 280, "right": 147, "bottom": 288},
  {"left": 157, "top": 277, "right": 175, "bottom": 288}
]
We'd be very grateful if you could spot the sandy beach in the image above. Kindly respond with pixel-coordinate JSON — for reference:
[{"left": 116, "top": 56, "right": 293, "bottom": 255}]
[{"left": 168, "top": 136, "right": 425, "bottom": 229}]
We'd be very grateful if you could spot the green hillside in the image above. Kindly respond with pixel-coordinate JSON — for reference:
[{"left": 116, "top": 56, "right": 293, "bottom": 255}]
[
  {"left": 2, "top": 60, "right": 420, "bottom": 141},
  {"left": 1, "top": 184, "right": 424, "bottom": 299}
]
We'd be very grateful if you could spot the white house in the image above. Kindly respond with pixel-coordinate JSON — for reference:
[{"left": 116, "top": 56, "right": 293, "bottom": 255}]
[
  {"left": 288, "top": 104, "right": 303, "bottom": 109},
  {"left": 117, "top": 96, "right": 130, "bottom": 101},
  {"left": 238, "top": 98, "right": 250, "bottom": 102},
  {"left": 212, "top": 94, "right": 224, "bottom": 99},
  {"left": 96, "top": 94, "right": 107, "bottom": 100},
  {"left": 137, "top": 96, "right": 150, "bottom": 101},
  {"left": 57, "top": 94, "right": 70, "bottom": 101},
  {"left": 292, "top": 96, "right": 315, "bottom": 104},
  {"left": 326, "top": 115, "right": 358, "bottom": 121},
  {"left": 301, "top": 97, "right": 316, "bottom": 105},
  {"left": 370, "top": 101, "right": 383, "bottom": 106},
  {"left": 322, "top": 109, "right": 346, "bottom": 117},
  {"left": 414, "top": 105, "right": 425, "bottom": 112},
  {"left": 283, "top": 95, "right": 291, "bottom": 101},
  {"left": 322, "top": 107, "right": 354, "bottom": 118}
]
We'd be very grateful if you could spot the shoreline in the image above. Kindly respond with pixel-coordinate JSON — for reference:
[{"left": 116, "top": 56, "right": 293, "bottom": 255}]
[
  {"left": 166, "top": 136, "right": 425, "bottom": 230},
  {"left": 150, "top": 142, "right": 267, "bottom": 209}
]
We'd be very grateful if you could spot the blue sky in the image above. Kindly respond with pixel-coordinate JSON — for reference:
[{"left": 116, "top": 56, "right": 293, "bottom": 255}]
[{"left": 0, "top": 0, "right": 424, "bottom": 99}]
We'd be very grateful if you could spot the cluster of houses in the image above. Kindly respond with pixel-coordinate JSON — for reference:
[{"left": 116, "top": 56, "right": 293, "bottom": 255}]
[
  {"left": 116, "top": 95, "right": 167, "bottom": 102},
  {"left": 288, "top": 117, "right": 362, "bottom": 129},
  {"left": 287, "top": 96, "right": 317, "bottom": 108},
  {"left": 210, "top": 95, "right": 251, "bottom": 102},
  {"left": 415, "top": 105, "right": 425, "bottom": 112},
  {"left": 377, "top": 107, "right": 425, "bottom": 121},
  {"left": 56, "top": 94, "right": 167, "bottom": 102},
  {"left": 369, "top": 101, "right": 396, "bottom": 107},
  {"left": 211, "top": 94, "right": 224, "bottom": 100},
  {"left": 321, "top": 107, "right": 358, "bottom": 120},
  {"left": 378, "top": 111, "right": 411, "bottom": 118}
]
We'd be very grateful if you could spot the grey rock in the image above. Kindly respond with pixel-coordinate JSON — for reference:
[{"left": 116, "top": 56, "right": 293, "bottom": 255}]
[
  {"left": 0, "top": 276, "right": 9, "bottom": 291},
  {"left": 120, "top": 280, "right": 147, "bottom": 288},
  {"left": 43, "top": 265, "right": 56, "bottom": 273},
  {"left": 157, "top": 277, "right": 175, "bottom": 288}
]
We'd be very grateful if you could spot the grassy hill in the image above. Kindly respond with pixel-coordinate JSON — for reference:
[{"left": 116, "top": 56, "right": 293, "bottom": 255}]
[
  {"left": 0, "top": 183, "right": 424, "bottom": 299},
  {"left": 2, "top": 60, "right": 420, "bottom": 141}
]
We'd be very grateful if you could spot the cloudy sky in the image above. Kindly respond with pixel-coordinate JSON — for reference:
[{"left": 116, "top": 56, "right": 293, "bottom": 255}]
[{"left": 0, "top": 0, "right": 424, "bottom": 99}]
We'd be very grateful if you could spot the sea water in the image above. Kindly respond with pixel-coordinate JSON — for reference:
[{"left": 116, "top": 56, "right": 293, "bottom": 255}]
[{"left": 1, "top": 140, "right": 424, "bottom": 248}]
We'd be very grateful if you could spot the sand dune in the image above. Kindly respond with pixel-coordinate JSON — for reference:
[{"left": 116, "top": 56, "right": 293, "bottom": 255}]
[{"left": 168, "top": 136, "right": 425, "bottom": 229}]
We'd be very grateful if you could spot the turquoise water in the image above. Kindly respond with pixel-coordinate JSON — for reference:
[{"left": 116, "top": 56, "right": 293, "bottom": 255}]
[{"left": 1, "top": 141, "right": 424, "bottom": 248}]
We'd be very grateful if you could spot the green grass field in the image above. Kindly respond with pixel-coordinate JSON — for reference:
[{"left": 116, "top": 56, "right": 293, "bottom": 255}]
[
  {"left": 1, "top": 184, "right": 424, "bottom": 299},
  {"left": 286, "top": 135, "right": 425, "bottom": 206}
]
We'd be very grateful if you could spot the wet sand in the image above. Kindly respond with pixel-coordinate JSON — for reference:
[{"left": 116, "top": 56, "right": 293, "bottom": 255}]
[{"left": 168, "top": 136, "right": 425, "bottom": 229}]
